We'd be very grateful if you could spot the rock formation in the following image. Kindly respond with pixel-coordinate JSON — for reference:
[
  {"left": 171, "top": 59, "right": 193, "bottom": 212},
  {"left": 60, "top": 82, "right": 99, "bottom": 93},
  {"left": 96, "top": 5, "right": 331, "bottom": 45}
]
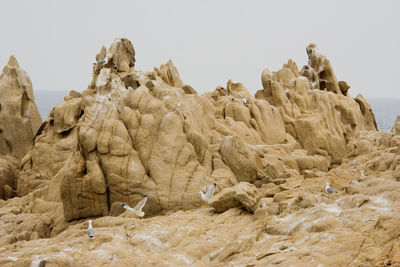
[
  {"left": 0, "top": 56, "right": 42, "bottom": 159},
  {"left": 0, "top": 38, "right": 398, "bottom": 266},
  {"left": 0, "top": 56, "right": 42, "bottom": 200}
]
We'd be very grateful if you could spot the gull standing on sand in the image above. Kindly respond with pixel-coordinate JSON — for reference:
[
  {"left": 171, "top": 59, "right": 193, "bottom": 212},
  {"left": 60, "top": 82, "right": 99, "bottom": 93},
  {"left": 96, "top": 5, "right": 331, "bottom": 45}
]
[
  {"left": 121, "top": 195, "right": 147, "bottom": 217},
  {"left": 86, "top": 220, "right": 95, "bottom": 239},
  {"left": 199, "top": 183, "right": 216, "bottom": 203},
  {"left": 325, "top": 182, "right": 336, "bottom": 194}
]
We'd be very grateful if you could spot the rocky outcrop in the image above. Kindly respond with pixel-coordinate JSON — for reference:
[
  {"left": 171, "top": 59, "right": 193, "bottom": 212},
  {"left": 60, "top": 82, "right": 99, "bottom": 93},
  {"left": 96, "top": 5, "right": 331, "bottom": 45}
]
[
  {"left": 0, "top": 56, "right": 42, "bottom": 159},
  {"left": 0, "top": 38, "right": 398, "bottom": 266},
  {"left": 257, "top": 44, "right": 377, "bottom": 163},
  {"left": 0, "top": 56, "right": 42, "bottom": 200},
  {"left": 16, "top": 39, "right": 380, "bottom": 222}
]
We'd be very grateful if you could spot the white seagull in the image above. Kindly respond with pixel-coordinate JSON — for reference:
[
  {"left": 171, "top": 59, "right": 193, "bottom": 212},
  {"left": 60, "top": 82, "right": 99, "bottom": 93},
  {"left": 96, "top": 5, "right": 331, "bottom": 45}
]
[
  {"left": 121, "top": 195, "right": 147, "bottom": 217},
  {"left": 199, "top": 183, "right": 216, "bottom": 203},
  {"left": 242, "top": 98, "right": 247, "bottom": 105},
  {"left": 93, "top": 59, "right": 107, "bottom": 66},
  {"left": 86, "top": 220, "right": 95, "bottom": 239},
  {"left": 360, "top": 169, "right": 365, "bottom": 178},
  {"left": 325, "top": 182, "right": 336, "bottom": 194}
]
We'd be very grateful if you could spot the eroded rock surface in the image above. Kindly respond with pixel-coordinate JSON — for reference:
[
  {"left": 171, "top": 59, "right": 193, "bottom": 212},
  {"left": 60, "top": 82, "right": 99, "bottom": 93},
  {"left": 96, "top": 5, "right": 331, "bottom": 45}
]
[
  {"left": 0, "top": 56, "right": 42, "bottom": 159},
  {"left": 0, "top": 39, "right": 398, "bottom": 266},
  {"left": 0, "top": 56, "right": 42, "bottom": 200}
]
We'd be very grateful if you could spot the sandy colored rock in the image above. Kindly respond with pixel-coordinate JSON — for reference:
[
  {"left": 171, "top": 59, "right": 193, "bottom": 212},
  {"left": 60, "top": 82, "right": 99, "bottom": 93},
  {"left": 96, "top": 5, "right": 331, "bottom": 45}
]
[
  {"left": 154, "top": 59, "right": 184, "bottom": 88},
  {"left": 220, "top": 136, "right": 262, "bottom": 183},
  {"left": 17, "top": 40, "right": 386, "bottom": 221},
  {"left": 306, "top": 43, "right": 341, "bottom": 94},
  {"left": 0, "top": 55, "right": 42, "bottom": 159},
  {"left": 0, "top": 155, "right": 19, "bottom": 200},
  {"left": 53, "top": 98, "right": 82, "bottom": 133},
  {"left": 338, "top": 80, "right": 350, "bottom": 95},
  {"left": 392, "top": 115, "right": 400, "bottom": 135},
  {"left": 107, "top": 38, "right": 135, "bottom": 72},
  {"left": 209, "top": 182, "right": 261, "bottom": 213},
  {"left": 0, "top": 56, "right": 41, "bottom": 200},
  {"left": 354, "top": 93, "right": 378, "bottom": 131},
  {"left": 0, "top": 38, "right": 397, "bottom": 265}
]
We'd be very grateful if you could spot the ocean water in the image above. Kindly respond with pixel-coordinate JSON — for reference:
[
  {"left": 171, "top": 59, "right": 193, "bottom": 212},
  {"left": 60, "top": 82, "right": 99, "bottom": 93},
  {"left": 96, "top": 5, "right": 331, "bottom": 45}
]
[
  {"left": 33, "top": 90, "right": 400, "bottom": 133},
  {"left": 35, "top": 90, "right": 68, "bottom": 120},
  {"left": 368, "top": 98, "right": 400, "bottom": 133}
]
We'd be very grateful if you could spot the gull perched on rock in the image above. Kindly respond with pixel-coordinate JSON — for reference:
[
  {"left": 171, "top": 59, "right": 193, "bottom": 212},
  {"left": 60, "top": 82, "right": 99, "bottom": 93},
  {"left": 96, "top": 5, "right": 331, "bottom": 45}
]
[
  {"left": 242, "top": 98, "right": 247, "bottom": 105},
  {"left": 360, "top": 169, "right": 365, "bottom": 178},
  {"left": 121, "top": 195, "right": 147, "bottom": 217},
  {"left": 325, "top": 182, "right": 336, "bottom": 194},
  {"left": 199, "top": 183, "right": 216, "bottom": 203},
  {"left": 93, "top": 59, "right": 107, "bottom": 66},
  {"left": 86, "top": 220, "right": 95, "bottom": 239}
]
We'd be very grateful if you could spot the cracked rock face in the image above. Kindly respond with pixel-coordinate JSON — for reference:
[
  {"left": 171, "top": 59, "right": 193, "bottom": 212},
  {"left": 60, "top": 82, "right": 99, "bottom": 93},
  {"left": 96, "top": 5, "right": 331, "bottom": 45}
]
[
  {"left": 0, "top": 56, "right": 42, "bottom": 159},
  {"left": 2, "top": 38, "right": 398, "bottom": 266},
  {"left": 16, "top": 39, "right": 378, "bottom": 221},
  {"left": 0, "top": 56, "right": 42, "bottom": 200}
]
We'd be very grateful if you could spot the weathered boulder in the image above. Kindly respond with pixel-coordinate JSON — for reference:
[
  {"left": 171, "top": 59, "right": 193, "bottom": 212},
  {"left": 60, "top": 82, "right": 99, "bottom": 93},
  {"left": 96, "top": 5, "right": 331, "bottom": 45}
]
[
  {"left": 338, "top": 80, "right": 350, "bottom": 95},
  {"left": 208, "top": 182, "right": 261, "bottom": 213},
  {"left": 107, "top": 38, "right": 135, "bottom": 72},
  {"left": 220, "top": 136, "right": 262, "bottom": 183},
  {"left": 0, "top": 155, "right": 19, "bottom": 200}
]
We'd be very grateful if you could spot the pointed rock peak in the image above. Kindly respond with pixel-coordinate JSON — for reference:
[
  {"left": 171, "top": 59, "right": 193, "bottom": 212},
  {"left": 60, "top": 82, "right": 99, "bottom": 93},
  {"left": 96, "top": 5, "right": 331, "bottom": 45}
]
[
  {"left": 226, "top": 79, "right": 251, "bottom": 100},
  {"left": 154, "top": 59, "right": 184, "bottom": 88},
  {"left": 107, "top": 38, "right": 135, "bottom": 72},
  {"left": 227, "top": 79, "right": 246, "bottom": 92},
  {"left": 304, "top": 43, "right": 341, "bottom": 94},
  {"left": 306, "top": 42, "right": 317, "bottom": 50},
  {"left": 306, "top": 43, "right": 323, "bottom": 67},
  {"left": 166, "top": 59, "right": 174, "bottom": 66},
  {"left": 7, "top": 55, "right": 19, "bottom": 68},
  {"left": 354, "top": 94, "right": 378, "bottom": 131},
  {"left": 96, "top": 45, "right": 107, "bottom": 61}
]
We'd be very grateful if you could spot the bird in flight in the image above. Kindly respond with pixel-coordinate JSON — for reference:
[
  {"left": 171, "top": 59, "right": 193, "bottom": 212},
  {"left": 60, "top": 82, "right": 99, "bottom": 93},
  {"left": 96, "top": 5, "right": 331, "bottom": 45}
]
[
  {"left": 199, "top": 183, "right": 217, "bottom": 203},
  {"left": 121, "top": 195, "right": 148, "bottom": 217}
]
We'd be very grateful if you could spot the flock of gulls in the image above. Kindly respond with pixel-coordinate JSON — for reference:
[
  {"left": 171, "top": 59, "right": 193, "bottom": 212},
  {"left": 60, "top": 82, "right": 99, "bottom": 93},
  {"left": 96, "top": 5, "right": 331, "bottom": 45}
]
[
  {"left": 85, "top": 172, "right": 350, "bottom": 239},
  {"left": 85, "top": 184, "right": 218, "bottom": 239},
  {"left": 84, "top": 53, "right": 366, "bottom": 241}
]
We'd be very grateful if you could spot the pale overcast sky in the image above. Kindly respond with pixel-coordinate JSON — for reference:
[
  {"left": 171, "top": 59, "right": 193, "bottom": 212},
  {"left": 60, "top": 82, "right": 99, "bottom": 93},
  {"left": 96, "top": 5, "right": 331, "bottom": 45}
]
[{"left": 0, "top": 0, "right": 399, "bottom": 98}]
